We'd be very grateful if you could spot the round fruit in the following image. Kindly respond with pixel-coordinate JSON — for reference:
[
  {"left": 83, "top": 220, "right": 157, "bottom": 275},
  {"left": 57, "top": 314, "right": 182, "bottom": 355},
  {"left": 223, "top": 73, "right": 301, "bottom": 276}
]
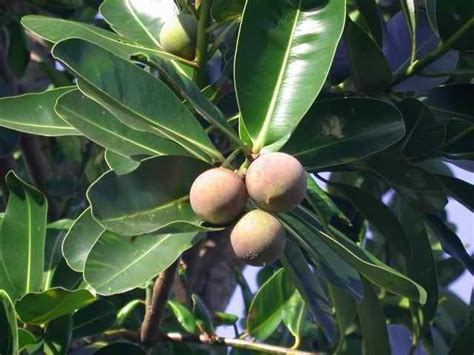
[
  {"left": 245, "top": 152, "right": 306, "bottom": 212},
  {"left": 159, "top": 14, "right": 197, "bottom": 60},
  {"left": 190, "top": 168, "right": 247, "bottom": 225},
  {"left": 230, "top": 209, "right": 286, "bottom": 266}
]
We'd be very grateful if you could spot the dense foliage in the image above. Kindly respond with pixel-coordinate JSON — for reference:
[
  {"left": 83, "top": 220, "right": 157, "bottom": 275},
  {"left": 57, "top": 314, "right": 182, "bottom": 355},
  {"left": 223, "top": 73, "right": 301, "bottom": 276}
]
[{"left": 0, "top": 0, "right": 472, "bottom": 354}]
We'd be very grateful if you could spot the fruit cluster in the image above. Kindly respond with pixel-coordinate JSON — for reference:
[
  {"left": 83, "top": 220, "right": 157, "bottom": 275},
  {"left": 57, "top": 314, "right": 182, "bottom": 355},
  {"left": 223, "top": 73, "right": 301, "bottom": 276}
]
[{"left": 190, "top": 152, "right": 307, "bottom": 266}]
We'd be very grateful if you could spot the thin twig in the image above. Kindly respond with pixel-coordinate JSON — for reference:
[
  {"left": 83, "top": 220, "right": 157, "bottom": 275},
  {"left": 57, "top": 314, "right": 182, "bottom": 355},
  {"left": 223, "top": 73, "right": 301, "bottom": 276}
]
[
  {"left": 159, "top": 332, "right": 319, "bottom": 354},
  {"left": 393, "top": 18, "right": 474, "bottom": 84},
  {"left": 140, "top": 260, "right": 180, "bottom": 345}
]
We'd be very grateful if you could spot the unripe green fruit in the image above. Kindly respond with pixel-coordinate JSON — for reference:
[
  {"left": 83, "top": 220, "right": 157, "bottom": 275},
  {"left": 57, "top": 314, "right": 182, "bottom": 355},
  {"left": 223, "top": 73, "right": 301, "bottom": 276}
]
[
  {"left": 230, "top": 209, "right": 286, "bottom": 266},
  {"left": 190, "top": 168, "right": 247, "bottom": 225},
  {"left": 160, "top": 14, "right": 197, "bottom": 60},
  {"left": 245, "top": 152, "right": 306, "bottom": 213}
]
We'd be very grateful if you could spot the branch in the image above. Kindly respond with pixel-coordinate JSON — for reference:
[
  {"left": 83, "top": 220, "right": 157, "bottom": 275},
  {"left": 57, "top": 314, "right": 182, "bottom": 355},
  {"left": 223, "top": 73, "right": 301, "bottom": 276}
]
[
  {"left": 194, "top": 0, "right": 213, "bottom": 87},
  {"left": 159, "top": 333, "right": 319, "bottom": 355},
  {"left": 140, "top": 260, "right": 180, "bottom": 344},
  {"left": 393, "top": 18, "right": 474, "bottom": 85}
]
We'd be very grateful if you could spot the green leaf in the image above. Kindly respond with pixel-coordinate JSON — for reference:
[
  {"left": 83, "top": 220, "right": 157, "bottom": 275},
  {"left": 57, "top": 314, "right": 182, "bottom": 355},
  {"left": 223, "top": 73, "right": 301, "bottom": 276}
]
[
  {"left": 367, "top": 150, "right": 448, "bottom": 213},
  {"left": 18, "top": 329, "right": 37, "bottom": 352},
  {"left": 0, "top": 87, "right": 78, "bottom": 136},
  {"left": 449, "top": 321, "right": 474, "bottom": 355},
  {"left": 306, "top": 175, "right": 350, "bottom": 230},
  {"left": 168, "top": 300, "right": 198, "bottom": 333},
  {"left": 16, "top": 288, "right": 95, "bottom": 324},
  {"left": 148, "top": 56, "right": 241, "bottom": 149},
  {"left": 437, "top": 175, "right": 473, "bottom": 212},
  {"left": 437, "top": 1, "right": 474, "bottom": 50},
  {"left": 87, "top": 156, "right": 210, "bottom": 236},
  {"left": 283, "top": 97, "right": 405, "bottom": 169},
  {"left": 235, "top": 0, "right": 346, "bottom": 151},
  {"left": 44, "top": 315, "right": 72, "bottom": 355},
  {"left": 394, "top": 198, "right": 438, "bottom": 327},
  {"left": 281, "top": 241, "right": 336, "bottom": 344},
  {"left": 6, "top": 18, "right": 30, "bottom": 78},
  {"left": 21, "top": 15, "right": 185, "bottom": 63},
  {"left": 52, "top": 38, "right": 222, "bottom": 163},
  {"left": 56, "top": 90, "right": 190, "bottom": 158},
  {"left": 247, "top": 268, "right": 295, "bottom": 340},
  {"left": 331, "top": 182, "right": 410, "bottom": 256},
  {"left": 84, "top": 231, "right": 201, "bottom": 295},
  {"left": 99, "top": 0, "right": 177, "bottom": 48},
  {"left": 344, "top": 16, "right": 392, "bottom": 92},
  {"left": 398, "top": 98, "right": 446, "bottom": 158},
  {"left": 282, "top": 291, "right": 305, "bottom": 345},
  {"left": 442, "top": 119, "right": 473, "bottom": 159},
  {"left": 191, "top": 294, "right": 214, "bottom": 335},
  {"left": 279, "top": 213, "right": 363, "bottom": 301},
  {"left": 43, "top": 229, "right": 67, "bottom": 290},
  {"left": 328, "top": 284, "right": 357, "bottom": 350},
  {"left": 0, "top": 290, "right": 18, "bottom": 355},
  {"left": 73, "top": 299, "right": 117, "bottom": 338},
  {"left": 356, "top": 277, "right": 390, "bottom": 355},
  {"left": 105, "top": 150, "right": 141, "bottom": 175},
  {"left": 62, "top": 208, "right": 105, "bottom": 272},
  {"left": 95, "top": 343, "right": 145, "bottom": 355},
  {"left": 419, "top": 84, "right": 474, "bottom": 124},
  {"left": 51, "top": 258, "right": 84, "bottom": 290},
  {"left": 354, "top": 0, "right": 383, "bottom": 46},
  {"left": 0, "top": 172, "right": 48, "bottom": 301},
  {"left": 294, "top": 207, "right": 427, "bottom": 304}
]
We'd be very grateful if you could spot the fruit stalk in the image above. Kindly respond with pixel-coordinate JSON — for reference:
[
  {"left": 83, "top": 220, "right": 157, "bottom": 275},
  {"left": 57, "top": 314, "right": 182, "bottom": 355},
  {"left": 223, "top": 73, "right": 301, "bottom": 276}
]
[{"left": 195, "top": 0, "right": 213, "bottom": 87}]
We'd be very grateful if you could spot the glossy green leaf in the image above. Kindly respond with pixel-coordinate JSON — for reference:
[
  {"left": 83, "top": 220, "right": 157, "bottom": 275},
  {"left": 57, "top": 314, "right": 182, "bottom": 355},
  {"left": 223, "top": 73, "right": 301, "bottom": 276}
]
[
  {"left": 283, "top": 98, "right": 405, "bottom": 169},
  {"left": 419, "top": 84, "right": 474, "bottom": 124},
  {"left": 96, "top": 343, "right": 145, "bottom": 355},
  {"left": 282, "top": 290, "right": 305, "bottom": 345},
  {"left": 449, "top": 321, "right": 474, "bottom": 355},
  {"left": 437, "top": 175, "right": 473, "bottom": 212},
  {"left": 247, "top": 268, "right": 294, "bottom": 340},
  {"left": 367, "top": 151, "right": 448, "bottom": 213},
  {"left": 328, "top": 284, "right": 357, "bottom": 350},
  {"left": 73, "top": 299, "right": 117, "bottom": 338},
  {"left": 332, "top": 182, "right": 410, "bottom": 256},
  {"left": 281, "top": 241, "right": 336, "bottom": 344},
  {"left": 394, "top": 199, "right": 438, "bottom": 327},
  {"left": 355, "top": 0, "right": 383, "bottom": 46},
  {"left": 105, "top": 150, "right": 141, "bottom": 175},
  {"left": 306, "top": 175, "right": 350, "bottom": 230},
  {"left": 437, "top": 1, "right": 474, "bottom": 50},
  {"left": 168, "top": 300, "right": 198, "bottom": 333},
  {"left": 212, "top": 0, "right": 245, "bottom": 21},
  {"left": 84, "top": 231, "right": 201, "bottom": 295},
  {"left": 0, "top": 172, "right": 47, "bottom": 301},
  {"left": 149, "top": 56, "right": 241, "bottom": 148},
  {"left": 442, "top": 119, "right": 473, "bottom": 159},
  {"left": 16, "top": 288, "right": 95, "bottom": 324},
  {"left": 235, "top": 0, "right": 346, "bottom": 151},
  {"left": 344, "top": 16, "right": 392, "bottom": 92},
  {"left": 294, "top": 207, "right": 427, "bottom": 304},
  {"left": 62, "top": 208, "right": 105, "bottom": 272},
  {"left": 0, "top": 87, "right": 78, "bottom": 136},
  {"left": 56, "top": 90, "right": 190, "bottom": 158},
  {"left": 43, "top": 229, "right": 67, "bottom": 290},
  {"left": 52, "top": 38, "right": 222, "bottom": 163},
  {"left": 87, "top": 156, "right": 210, "bottom": 236},
  {"left": 21, "top": 15, "right": 184, "bottom": 63},
  {"left": 398, "top": 98, "right": 446, "bottom": 158},
  {"left": 426, "top": 214, "right": 474, "bottom": 274},
  {"left": 18, "top": 329, "right": 37, "bottom": 352},
  {"left": 0, "top": 290, "right": 18, "bottom": 355},
  {"left": 191, "top": 294, "right": 214, "bottom": 334},
  {"left": 356, "top": 277, "right": 390, "bottom": 355},
  {"left": 279, "top": 213, "right": 363, "bottom": 301},
  {"left": 99, "top": 0, "right": 177, "bottom": 48},
  {"left": 51, "top": 258, "right": 84, "bottom": 290},
  {"left": 44, "top": 315, "right": 72, "bottom": 355}
]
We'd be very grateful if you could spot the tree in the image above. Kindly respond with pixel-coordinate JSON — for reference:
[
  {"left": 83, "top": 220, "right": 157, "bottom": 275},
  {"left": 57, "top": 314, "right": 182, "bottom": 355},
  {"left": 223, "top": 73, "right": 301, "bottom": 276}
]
[{"left": 0, "top": 0, "right": 473, "bottom": 354}]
